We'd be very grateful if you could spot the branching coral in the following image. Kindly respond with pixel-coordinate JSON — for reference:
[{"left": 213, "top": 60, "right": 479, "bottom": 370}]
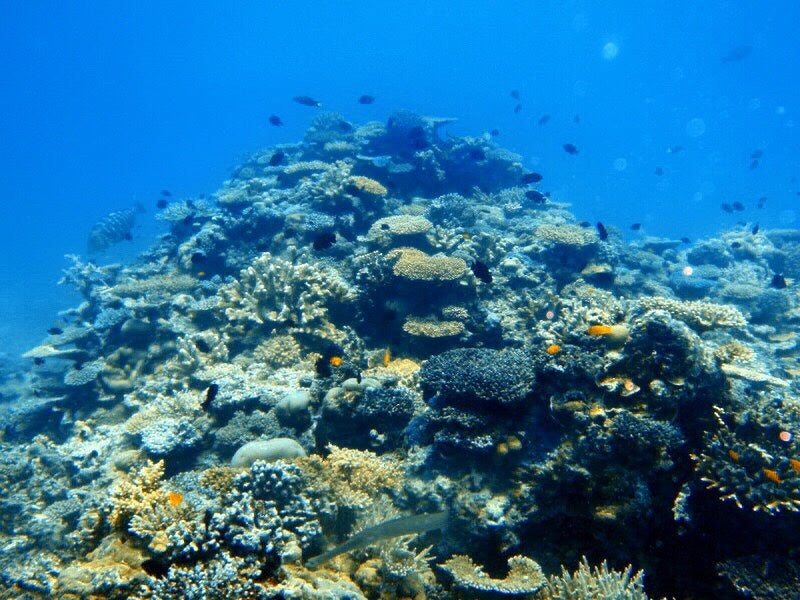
[
  {"left": 634, "top": 296, "right": 747, "bottom": 329},
  {"left": 439, "top": 554, "right": 547, "bottom": 595},
  {"left": 546, "top": 557, "right": 654, "bottom": 600}
]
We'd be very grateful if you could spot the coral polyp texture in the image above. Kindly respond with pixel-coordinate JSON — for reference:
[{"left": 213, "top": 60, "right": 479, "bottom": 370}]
[{"left": 3, "top": 110, "right": 800, "bottom": 600}]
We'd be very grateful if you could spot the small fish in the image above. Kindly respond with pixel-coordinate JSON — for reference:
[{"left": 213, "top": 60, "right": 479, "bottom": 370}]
[
  {"left": 721, "top": 45, "right": 752, "bottom": 63},
  {"left": 587, "top": 325, "right": 613, "bottom": 335},
  {"left": 293, "top": 95, "right": 321, "bottom": 107},
  {"left": 470, "top": 260, "right": 492, "bottom": 284},
  {"left": 573, "top": 114, "right": 581, "bottom": 124},
  {"left": 732, "top": 201, "right": 745, "bottom": 211},
  {"left": 525, "top": 190, "right": 547, "bottom": 204},
  {"left": 191, "top": 252, "right": 205, "bottom": 264},
  {"left": 160, "top": 190, "right": 172, "bottom": 197},
  {"left": 33, "top": 357, "right": 45, "bottom": 366},
  {"left": 546, "top": 344, "right": 561, "bottom": 355},
  {"left": 563, "top": 143, "right": 579, "bottom": 155},
  {"left": 520, "top": 172, "right": 543, "bottom": 184},
  {"left": 313, "top": 231, "right": 336, "bottom": 251},
  {"left": 141, "top": 558, "right": 171, "bottom": 579},
  {"left": 268, "top": 151, "right": 286, "bottom": 166},
  {"left": 168, "top": 491, "right": 184, "bottom": 507},
  {"left": 329, "top": 356, "right": 343, "bottom": 367},
  {"left": 596, "top": 222, "right": 608, "bottom": 240},
  {"left": 383, "top": 348, "right": 391, "bottom": 367},
  {"left": 315, "top": 357, "right": 332, "bottom": 377},
  {"left": 510, "top": 90, "right": 520, "bottom": 100},
  {"left": 202, "top": 383, "right": 219, "bottom": 410},
  {"left": 680, "top": 237, "right": 691, "bottom": 244},
  {"left": 721, "top": 203, "right": 734, "bottom": 213},
  {"left": 183, "top": 214, "right": 194, "bottom": 226},
  {"left": 789, "top": 458, "right": 800, "bottom": 473},
  {"left": 728, "top": 449, "right": 740, "bottom": 462},
  {"left": 630, "top": 223, "right": 642, "bottom": 231},
  {"left": 762, "top": 468, "right": 782, "bottom": 484},
  {"left": 513, "top": 103, "right": 522, "bottom": 114},
  {"left": 654, "top": 166, "right": 664, "bottom": 176},
  {"left": 749, "top": 159, "right": 759, "bottom": 170},
  {"left": 578, "top": 221, "right": 591, "bottom": 228},
  {"left": 358, "top": 95, "right": 375, "bottom": 104},
  {"left": 268, "top": 115, "right": 283, "bottom": 126},
  {"left": 470, "top": 149, "right": 486, "bottom": 160},
  {"left": 195, "top": 338, "right": 210, "bottom": 353},
  {"left": 751, "top": 223, "right": 759, "bottom": 235},
  {"left": 339, "top": 121, "right": 354, "bottom": 132},
  {"left": 771, "top": 274, "right": 787, "bottom": 289},
  {"left": 490, "top": 128, "right": 500, "bottom": 137},
  {"left": 123, "top": 232, "right": 132, "bottom": 241},
  {"left": 537, "top": 114, "right": 550, "bottom": 125},
  {"left": 757, "top": 197, "right": 767, "bottom": 209},
  {"left": 730, "top": 241, "right": 742, "bottom": 250},
  {"left": 751, "top": 149, "right": 763, "bottom": 159},
  {"left": 667, "top": 145, "right": 684, "bottom": 154},
  {"left": 156, "top": 198, "right": 168, "bottom": 209},
  {"left": 47, "top": 327, "right": 64, "bottom": 335}
]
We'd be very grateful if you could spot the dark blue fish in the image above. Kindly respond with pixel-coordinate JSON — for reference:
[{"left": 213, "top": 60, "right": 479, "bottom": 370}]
[
  {"left": 749, "top": 159, "right": 759, "bottom": 170},
  {"left": 751, "top": 223, "right": 759, "bottom": 235},
  {"left": 751, "top": 149, "right": 763, "bottom": 159},
  {"left": 721, "top": 45, "right": 752, "bottom": 63},
  {"left": 525, "top": 190, "right": 547, "bottom": 204},
  {"left": 654, "top": 167, "right": 664, "bottom": 176},
  {"left": 596, "top": 222, "right": 608, "bottom": 240},
  {"left": 160, "top": 189, "right": 171, "bottom": 197},
  {"left": 47, "top": 327, "right": 63, "bottom": 335},
  {"left": 510, "top": 90, "right": 520, "bottom": 100},
  {"left": 358, "top": 95, "right": 375, "bottom": 104},
  {"left": 269, "top": 151, "right": 286, "bottom": 166},
  {"left": 771, "top": 274, "right": 787, "bottom": 289},
  {"left": 156, "top": 198, "right": 168, "bottom": 209},
  {"left": 721, "top": 203, "right": 734, "bottom": 213},
  {"left": 630, "top": 223, "right": 642, "bottom": 231},
  {"left": 563, "top": 143, "right": 579, "bottom": 155},
  {"left": 514, "top": 103, "right": 522, "bottom": 114},
  {"left": 470, "top": 260, "right": 492, "bottom": 284},
  {"left": 470, "top": 149, "right": 486, "bottom": 160},
  {"left": 490, "top": 128, "right": 500, "bottom": 137},
  {"left": 537, "top": 114, "right": 550, "bottom": 125},
  {"left": 732, "top": 201, "right": 745, "bottom": 211},
  {"left": 313, "top": 231, "right": 336, "bottom": 251},
  {"left": 680, "top": 237, "right": 691, "bottom": 244},
  {"left": 293, "top": 95, "right": 321, "bottom": 107},
  {"left": 757, "top": 197, "right": 767, "bottom": 209},
  {"left": 269, "top": 115, "right": 283, "bottom": 126},
  {"left": 520, "top": 172, "right": 543, "bottom": 184}
]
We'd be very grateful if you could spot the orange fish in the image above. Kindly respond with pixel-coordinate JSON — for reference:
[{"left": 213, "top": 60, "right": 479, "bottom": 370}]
[
  {"left": 546, "top": 344, "right": 561, "bottom": 355},
  {"left": 329, "top": 356, "right": 343, "bottom": 367},
  {"left": 463, "top": 233, "right": 471, "bottom": 240},
  {"left": 728, "top": 449, "right": 740, "bottom": 462},
  {"left": 383, "top": 348, "right": 391, "bottom": 367},
  {"left": 168, "top": 491, "right": 184, "bottom": 507},
  {"left": 789, "top": 458, "right": 800, "bottom": 473},
  {"left": 762, "top": 468, "right": 782, "bottom": 484},
  {"left": 586, "top": 325, "right": 613, "bottom": 336}
]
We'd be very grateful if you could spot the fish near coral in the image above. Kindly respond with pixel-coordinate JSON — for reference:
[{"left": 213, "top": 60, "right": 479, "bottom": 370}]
[
  {"left": 546, "top": 344, "right": 561, "bottom": 355},
  {"left": 383, "top": 347, "right": 391, "bottom": 367},
  {"left": 87, "top": 204, "right": 145, "bottom": 253},
  {"left": 762, "top": 468, "right": 782, "bottom": 484},
  {"left": 167, "top": 491, "right": 184, "bottom": 507},
  {"left": 587, "top": 325, "right": 613, "bottom": 336}
]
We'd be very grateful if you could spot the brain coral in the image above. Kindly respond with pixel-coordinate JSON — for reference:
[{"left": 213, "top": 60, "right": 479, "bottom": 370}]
[{"left": 387, "top": 248, "right": 467, "bottom": 281}]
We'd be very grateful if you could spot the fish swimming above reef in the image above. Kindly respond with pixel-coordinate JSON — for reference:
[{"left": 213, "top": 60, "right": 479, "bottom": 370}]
[
  {"left": 520, "top": 172, "right": 543, "bottom": 184},
  {"left": 268, "top": 151, "right": 286, "bottom": 166},
  {"left": 771, "top": 274, "right": 787, "bottom": 289},
  {"left": 721, "top": 203, "right": 734, "bottom": 213},
  {"left": 313, "top": 231, "right": 336, "bottom": 251},
  {"left": 538, "top": 114, "right": 550, "bottom": 125},
  {"left": 293, "top": 95, "right": 321, "bottom": 107},
  {"left": 268, "top": 114, "right": 283, "bottom": 126},
  {"left": 596, "top": 222, "right": 608, "bottom": 240},
  {"left": 471, "top": 260, "right": 492, "bottom": 284},
  {"left": 87, "top": 204, "right": 144, "bottom": 253},
  {"left": 525, "top": 190, "right": 547, "bottom": 204},
  {"left": 630, "top": 223, "right": 642, "bottom": 231},
  {"left": 358, "top": 95, "right": 375, "bottom": 104},
  {"left": 563, "top": 143, "right": 579, "bottom": 155}
]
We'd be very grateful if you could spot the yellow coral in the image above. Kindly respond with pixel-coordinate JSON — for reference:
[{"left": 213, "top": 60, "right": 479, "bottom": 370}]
[
  {"left": 347, "top": 175, "right": 387, "bottom": 196},
  {"left": 387, "top": 247, "right": 467, "bottom": 281}
]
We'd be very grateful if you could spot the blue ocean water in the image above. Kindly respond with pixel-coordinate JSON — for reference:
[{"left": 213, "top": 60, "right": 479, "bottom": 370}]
[{"left": 1, "top": 0, "right": 798, "bottom": 357}]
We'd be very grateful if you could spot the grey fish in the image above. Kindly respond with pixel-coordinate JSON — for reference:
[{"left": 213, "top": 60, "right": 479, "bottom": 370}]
[
  {"left": 87, "top": 204, "right": 144, "bottom": 253},
  {"left": 305, "top": 510, "right": 449, "bottom": 569}
]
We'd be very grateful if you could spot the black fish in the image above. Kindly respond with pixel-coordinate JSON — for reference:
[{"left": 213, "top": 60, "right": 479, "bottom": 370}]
[
  {"left": 186, "top": 199, "right": 196, "bottom": 209},
  {"left": 520, "top": 172, "right": 543, "bottom": 184},
  {"left": 202, "top": 383, "right": 219, "bottom": 410},
  {"left": 313, "top": 231, "right": 336, "bottom": 251},
  {"left": 490, "top": 129, "right": 500, "bottom": 136},
  {"left": 268, "top": 115, "right": 283, "bottom": 126},
  {"left": 752, "top": 223, "right": 759, "bottom": 235},
  {"left": 525, "top": 190, "right": 547, "bottom": 204},
  {"left": 537, "top": 114, "right": 550, "bottom": 125},
  {"left": 771, "top": 274, "right": 787, "bottom": 289},
  {"left": 160, "top": 190, "right": 172, "bottom": 197},
  {"left": 596, "top": 222, "right": 608, "bottom": 240},
  {"left": 358, "top": 95, "right": 375, "bottom": 104},
  {"left": 191, "top": 252, "right": 205, "bottom": 264},
  {"left": 563, "top": 143, "right": 579, "bottom": 155},
  {"left": 315, "top": 356, "right": 332, "bottom": 377},
  {"left": 470, "top": 149, "right": 486, "bottom": 160},
  {"left": 721, "top": 203, "right": 734, "bottom": 213},
  {"left": 268, "top": 151, "right": 286, "bottom": 166},
  {"left": 195, "top": 338, "right": 210, "bottom": 353},
  {"left": 293, "top": 95, "right": 320, "bottom": 107},
  {"left": 47, "top": 326, "right": 63, "bottom": 335},
  {"left": 33, "top": 357, "right": 45, "bottom": 366},
  {"left": 751, "top": 149, "right": 763, "bottom": 159},
  {"left": 757, "top": 197, "right": 767, "bottom": 209},
  {"left": 654, "top": 167, "right": 664, "bottom": 176},
  {"left": 510, "top": 90, "right": 520, "bottom": 100},
  {"left": 721, "top": 45, "right": 752, "bottom": 63},
  {"left": 730, "top": 241, "right": 742, "bottom": 249},
  {"left": 732, "top": 201, "right": 745, "bottom": 211},
  {"left": 339, "top": 121, "right": 354, "bottom": 132},
  {"left": 123, "top": 232, "right": 132, "bottom": 241},
  {"left": 630, "top": 223, "right": 642, "bottom": 231},
  {"left": 667, "top": 145, "right": 684, "bottom": 153},
  {"left": 156, "top": 198, "right": 168, "bottom": 209},
  {"left": 514, "top": 103, "right": 522, "bottom": 114},
  {"left": 470, "top": 260, "right": 492, "bottom": 284},
  {"left": 680, "top": 237, "right": 691, "bottom": 244},
  {"left": 407, "top": 126, "right": 429, "bottom": 149},
  {"left": 183, "top": 214, "right": 194, "bottom": 226},
  {"left": 749, "top": 159, "right": 759, "bottom": 170},
  {"left": 578, "top": 221, "right": 591, "bottom": 227}
]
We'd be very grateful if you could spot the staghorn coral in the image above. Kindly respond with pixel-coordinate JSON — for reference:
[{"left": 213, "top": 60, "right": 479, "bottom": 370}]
[
  {"left": 439, "top": 554, "right": 547, "bottom": 595},
  {"left": 387, "top": 247, "right": 467, "bottom": 281},
  {"left": 546, "top": 557, "right": 655, "bottom": 600}
]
